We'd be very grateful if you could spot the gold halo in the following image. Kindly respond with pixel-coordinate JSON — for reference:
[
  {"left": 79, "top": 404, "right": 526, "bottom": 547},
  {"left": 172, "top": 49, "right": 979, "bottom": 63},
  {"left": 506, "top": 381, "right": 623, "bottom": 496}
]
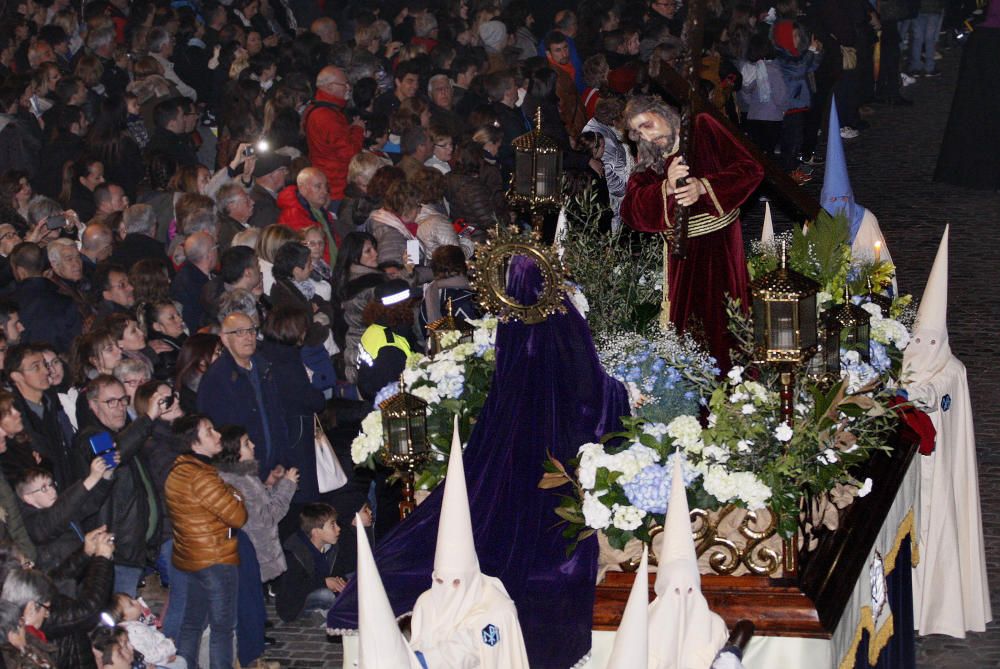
[{"left": 469, "top": 226, "right": 568, "bottom": 325}]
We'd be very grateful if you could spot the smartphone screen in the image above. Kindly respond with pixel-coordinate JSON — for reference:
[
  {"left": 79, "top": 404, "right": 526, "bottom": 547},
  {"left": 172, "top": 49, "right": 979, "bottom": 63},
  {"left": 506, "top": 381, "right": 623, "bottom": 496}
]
[
  {"left": 88, "top": 431, "right": 117, "bottom": 469},
  {"left": 406, "top": 239, "right": 421, "bottom": 265}
]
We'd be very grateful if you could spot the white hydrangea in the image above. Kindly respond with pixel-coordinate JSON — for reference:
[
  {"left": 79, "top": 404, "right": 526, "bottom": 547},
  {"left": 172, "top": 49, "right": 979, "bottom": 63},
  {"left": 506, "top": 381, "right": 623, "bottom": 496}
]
[
  {"left": 871, "top": 317, "right": 910, "bottom": 350},
  {"left": 667, "top": 415, "right": 703, "bottom": 450},
  {"left": 741, "top": 403, "right": 755, "bottom": 415},
  {"left": 817, "top": 291, "right": 833, "bottom": 309},
  {"left": 449, "top": 342, "right": 476, "bottom": 361},
  {"left": 410, "top": 384, "right": 441, "bottom": 405},
  {"left": 612, "top": 504, "right": 646, "bottom": 531},
  {"left": 736, "top": 439, "right": 753, "bottom": 454},
  {"left": 703, "top": 467, "right": 771, "bottom": 509},
  {"left": 731, "top": 471, "right": 772, "bottom": 509},
  {"left": 438, "top": 330, "right": 462, "bottom": 349},
  {"left": 605, "top": 444, "right": 659, "bottom": 483},
  {"left": 576, "top": 442, "right": 607, "bottom": 489},
  {"left": 861, "top": 302, "right": 883, "bottom": 319},
  {"left": 702, "top": 444, "right": 730, "bottom": 464},
  {"left": 727, "top": 365, "right": 745, "bottom": 384},
  {"left": 642, "top": 422, "right": 669, "bottom": 438},
  {"left": 774, "top": 424, "right": 793, "bottom": 442},
  {"left": 351, "top": 411, "right": 385, "bottom": 464},
  {"left": 582, "top": 491, "right": 612, "bottom": 529}
]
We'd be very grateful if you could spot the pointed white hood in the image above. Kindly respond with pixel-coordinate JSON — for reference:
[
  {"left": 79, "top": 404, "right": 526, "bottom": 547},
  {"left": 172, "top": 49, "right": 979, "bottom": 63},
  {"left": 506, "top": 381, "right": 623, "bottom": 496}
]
[
  {"left": 648, "top": 454, "right": 728, "bottom": 669},
  {"left": 760, "top": 201, "right": 775, "bottom": 245},
  {"left": 606, "top": 545, "right": 649, "bottom": 669},
  {"left": 356, "top": 514, "right": 423, "bottom": 669},
  {"left": 903, "top": 225, "right": 951, "bottom": 385},
  {"left": 434, "top": 416, "right": 479, "bottom": 578}
]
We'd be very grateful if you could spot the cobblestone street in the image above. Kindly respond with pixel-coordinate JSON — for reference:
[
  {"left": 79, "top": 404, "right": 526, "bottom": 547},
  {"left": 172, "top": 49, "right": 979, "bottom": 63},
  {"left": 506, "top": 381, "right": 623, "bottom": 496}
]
[{"left": 148, "top": 45, "right": 999, "bottom": 669}]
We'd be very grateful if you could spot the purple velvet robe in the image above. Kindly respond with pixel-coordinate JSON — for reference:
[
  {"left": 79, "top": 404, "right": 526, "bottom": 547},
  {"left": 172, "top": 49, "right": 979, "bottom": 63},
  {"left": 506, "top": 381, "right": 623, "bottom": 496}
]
[{"left": 327, "top": 257, "right": 631, "bottom": 668}]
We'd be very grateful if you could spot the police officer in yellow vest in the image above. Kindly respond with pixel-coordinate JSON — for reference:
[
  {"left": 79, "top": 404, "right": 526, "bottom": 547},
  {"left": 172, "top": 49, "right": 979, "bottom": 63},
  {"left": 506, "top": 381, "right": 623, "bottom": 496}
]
[{"left": 357, "top": 279, "right": 422, "bottom": 401}]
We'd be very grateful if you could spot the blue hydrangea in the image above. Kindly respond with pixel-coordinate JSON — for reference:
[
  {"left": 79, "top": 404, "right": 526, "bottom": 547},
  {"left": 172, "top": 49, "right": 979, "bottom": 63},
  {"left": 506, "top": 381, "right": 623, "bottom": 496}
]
[
  {"left": 622, "top": 453, "right": 701, "bottom": 515},
  {"left": 869, "top": 340, "right": 891, "bottom": 373}
]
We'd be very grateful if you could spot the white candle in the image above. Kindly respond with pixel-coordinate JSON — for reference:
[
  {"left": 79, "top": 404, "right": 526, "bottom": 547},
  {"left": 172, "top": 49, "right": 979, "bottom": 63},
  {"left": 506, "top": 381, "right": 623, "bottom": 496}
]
[{"left": 873, "top": 240, "right": 882, "bottom": 264}]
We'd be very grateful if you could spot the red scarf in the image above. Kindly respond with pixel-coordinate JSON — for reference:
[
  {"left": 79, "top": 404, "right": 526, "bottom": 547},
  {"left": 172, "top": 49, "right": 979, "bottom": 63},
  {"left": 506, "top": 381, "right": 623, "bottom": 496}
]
[
  {"left": 547, "top": 56, "right": 576, "bottom": 83},
  {"left": 26, "top": 626, "right": 47, "bottom": 643}
]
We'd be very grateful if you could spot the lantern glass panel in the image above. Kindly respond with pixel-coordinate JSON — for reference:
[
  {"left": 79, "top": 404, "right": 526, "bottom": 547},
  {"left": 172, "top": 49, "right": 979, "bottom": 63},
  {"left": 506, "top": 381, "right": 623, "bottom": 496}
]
[
  {"left": 408, "top": 414, "right": 427, "bottom": 455},
  {"left": 769, "top": 301, "right": 796, "bottom": 351},
  {"left": 387, "top": 416, "right": 409, "bottom": 457},
  {"left": 824, "top": 325, "right": 841, "bottom": 375},
  {"left": 797, "top": 294, "right": 817, "bottom": 349},
  {"left": 752, "top": 297, "right": 765, "bottom": 349},
  {"left": 842, "top": 322, "right": 871, "bottom": 362},
  {"left": 514, "top": 151, "right": 533, "bottom": 195},
  {"left": 536, "top": 153, "right": 560, "bottom": 197}
]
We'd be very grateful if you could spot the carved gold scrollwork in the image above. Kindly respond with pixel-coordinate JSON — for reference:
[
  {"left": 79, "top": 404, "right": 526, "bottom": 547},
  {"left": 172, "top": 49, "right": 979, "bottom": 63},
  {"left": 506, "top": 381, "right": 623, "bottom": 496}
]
[{"left": 616, "top": 505, "right": 788, "bottom": 577}]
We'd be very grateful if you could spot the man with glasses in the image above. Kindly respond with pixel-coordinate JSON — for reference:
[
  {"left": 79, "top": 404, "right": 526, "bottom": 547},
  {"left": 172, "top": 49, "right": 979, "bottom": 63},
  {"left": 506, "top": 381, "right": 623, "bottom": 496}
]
[
  {"left": 74, "top": 374, "right": 171, "bottom": 595},
  {"left": 8, "top": 242, "right": 83, "bottom": 353},
  {"left": 198, "top": 312, "right": 289, "bottom": 481},
  {"left": 5, "top": 343, "right": 77, "bottom": 490},
  {"left": 305, "top": 66, "right": 365, "bottom": 213}
]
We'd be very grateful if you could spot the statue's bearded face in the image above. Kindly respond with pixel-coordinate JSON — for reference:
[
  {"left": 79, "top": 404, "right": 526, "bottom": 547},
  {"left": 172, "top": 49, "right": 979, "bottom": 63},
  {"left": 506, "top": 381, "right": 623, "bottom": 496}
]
[{"left": 629, "top": 111, "right": 677, "bottom": 151}]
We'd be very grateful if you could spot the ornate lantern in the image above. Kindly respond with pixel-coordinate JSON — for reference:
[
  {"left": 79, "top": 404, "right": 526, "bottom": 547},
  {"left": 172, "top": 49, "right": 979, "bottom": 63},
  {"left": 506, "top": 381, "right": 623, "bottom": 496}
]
[
  {"left": 425, "top": 298, "right": 474, "bottom": 357},
  {"left": 804, "top": 316, "right": 841, "bottom": 383},
  {"left": 751, "top": 242, "right": 820, "bottom": 424},
  {"left": 751, "top": 243, "right": 819, "bottom": 366},
  {"left": 379, "top": 379, "right": 430, "bottom": 518},
  {"left": 826, "top": 284, "right": 871, "bottom": 363},
  {"left": 508, "top": 107, "right": 562, "bottom": 224},
  {"left": 866, "top": 276, "right": 893, "bottom": 315}
]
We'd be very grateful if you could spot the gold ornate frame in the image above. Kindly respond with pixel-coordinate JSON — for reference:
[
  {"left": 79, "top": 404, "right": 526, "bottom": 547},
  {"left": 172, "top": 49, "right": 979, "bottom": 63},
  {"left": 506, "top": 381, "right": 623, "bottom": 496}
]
[{"left": 469, "top": 226, "right": 568, "bottom": 325}]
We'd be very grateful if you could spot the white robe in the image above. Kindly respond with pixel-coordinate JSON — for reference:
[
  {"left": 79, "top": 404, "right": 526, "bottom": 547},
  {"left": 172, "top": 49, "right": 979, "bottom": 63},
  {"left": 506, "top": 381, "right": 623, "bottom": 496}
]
[
  {"left": 646, "top": 562, "right": 728, "bottom": 669},
  {"left": 410, "top": 575, "right": 530, "bottom": 669},
  {"left": 909, "top": 357, "right": 992, "bottom": 636},
  {"left": 851, "top": 209, "right": 898, "bottom": 294}
]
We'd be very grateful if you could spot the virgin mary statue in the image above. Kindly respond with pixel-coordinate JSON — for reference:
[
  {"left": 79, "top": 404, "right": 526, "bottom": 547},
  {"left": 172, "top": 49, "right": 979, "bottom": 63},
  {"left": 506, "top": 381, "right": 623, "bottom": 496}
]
[{"left": 327, "top": 254, "right": 630, "bottom": 668}]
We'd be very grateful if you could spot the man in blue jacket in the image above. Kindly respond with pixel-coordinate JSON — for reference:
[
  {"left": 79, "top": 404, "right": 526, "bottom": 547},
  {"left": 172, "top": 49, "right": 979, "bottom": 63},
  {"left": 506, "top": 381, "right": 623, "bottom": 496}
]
[{"left": 197, "top": 312, "right": 289, "bottom": 480}]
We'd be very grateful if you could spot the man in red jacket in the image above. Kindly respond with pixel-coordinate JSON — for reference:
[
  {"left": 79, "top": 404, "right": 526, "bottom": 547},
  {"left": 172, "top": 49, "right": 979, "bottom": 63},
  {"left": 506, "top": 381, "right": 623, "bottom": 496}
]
[{"left": 305, "top": 66, "right": 365, "bottom": 213}]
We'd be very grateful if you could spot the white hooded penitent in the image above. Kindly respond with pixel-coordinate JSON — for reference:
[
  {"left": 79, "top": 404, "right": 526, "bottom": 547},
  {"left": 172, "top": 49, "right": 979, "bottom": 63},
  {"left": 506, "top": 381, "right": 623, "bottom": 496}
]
[
  {"left": 409, "top": 417, "right": 530, "bottom": 668},
  {"left": 356, "top": 514, "right": 423, "bottom": 669},
  {"left": 904, "top": 225, "right": 992, "bottom": 637},
  {"left": 647, "top": 454, "right": 728, "bottom": 669},
  {"left": 606, "top": 545, "right": 649, "bottom": 669}
]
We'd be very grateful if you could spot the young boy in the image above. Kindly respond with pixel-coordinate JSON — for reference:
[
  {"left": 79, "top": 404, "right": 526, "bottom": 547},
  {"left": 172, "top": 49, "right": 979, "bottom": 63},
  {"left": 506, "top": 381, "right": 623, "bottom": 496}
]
[{"left": 276, "top": 503, "right": 372, "bottom": 622}]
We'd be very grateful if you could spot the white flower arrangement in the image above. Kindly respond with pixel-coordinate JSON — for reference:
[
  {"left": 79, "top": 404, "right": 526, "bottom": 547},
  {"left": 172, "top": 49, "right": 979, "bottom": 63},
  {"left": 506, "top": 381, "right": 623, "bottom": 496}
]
[{"left": 349, "top": 316, "right": 499, "bottom": 489}]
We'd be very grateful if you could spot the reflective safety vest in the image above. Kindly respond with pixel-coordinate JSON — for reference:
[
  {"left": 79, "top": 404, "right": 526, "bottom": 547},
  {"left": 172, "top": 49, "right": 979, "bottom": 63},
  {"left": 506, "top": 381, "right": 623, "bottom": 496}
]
[{"left": 358, "top": 325, "right": 414, "bottom": 367}]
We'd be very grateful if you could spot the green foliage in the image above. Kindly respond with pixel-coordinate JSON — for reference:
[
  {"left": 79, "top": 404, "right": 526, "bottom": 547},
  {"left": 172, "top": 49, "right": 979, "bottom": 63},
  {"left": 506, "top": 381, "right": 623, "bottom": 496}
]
[{"left": 560, "top": 184, "right": 663, "bottom": 338}]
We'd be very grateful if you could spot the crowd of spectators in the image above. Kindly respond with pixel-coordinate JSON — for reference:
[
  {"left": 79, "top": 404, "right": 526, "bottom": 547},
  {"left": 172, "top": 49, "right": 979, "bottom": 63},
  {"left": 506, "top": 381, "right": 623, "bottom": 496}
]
[{"left": 0, "top": 0, "right": 955, "bottom": 666}]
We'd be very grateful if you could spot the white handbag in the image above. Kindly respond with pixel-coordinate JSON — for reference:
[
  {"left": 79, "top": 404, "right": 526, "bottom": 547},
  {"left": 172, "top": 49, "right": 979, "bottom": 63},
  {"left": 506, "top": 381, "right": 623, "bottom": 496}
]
[{"left": 314, "top": 414, "right": 347, "bottom": 492}]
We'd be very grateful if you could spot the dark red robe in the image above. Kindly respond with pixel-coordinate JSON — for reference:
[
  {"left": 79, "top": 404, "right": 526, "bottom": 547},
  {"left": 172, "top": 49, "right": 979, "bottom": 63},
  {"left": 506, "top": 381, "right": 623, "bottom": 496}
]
[{"left": 620, "top": 113, "right": 763, "bottom": 369}]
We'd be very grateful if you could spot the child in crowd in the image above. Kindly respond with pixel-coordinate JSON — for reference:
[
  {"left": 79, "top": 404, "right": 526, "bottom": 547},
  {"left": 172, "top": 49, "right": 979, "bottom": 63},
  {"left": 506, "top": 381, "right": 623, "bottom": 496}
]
[
  {"left": 110, "top": 593, "right": 186, "bottom": 669},
  {"left": 276, "top": 503, "right": 372, "bottom": 622}
]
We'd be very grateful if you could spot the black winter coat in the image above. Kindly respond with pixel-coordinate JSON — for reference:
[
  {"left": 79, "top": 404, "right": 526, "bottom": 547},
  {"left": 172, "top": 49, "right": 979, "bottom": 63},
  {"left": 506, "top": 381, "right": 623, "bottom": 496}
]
[
  {"left": 12, "top": 277, "right": 84, "bottom": 354},
  {"left": 18, "top": 478, "right": 111, "bottom": 573},
  {"left": 42, "top": 555, "right": 114, "bottom": 669},
  {"left": 73, "top": 417, "right": 161, "bottom": 569}
]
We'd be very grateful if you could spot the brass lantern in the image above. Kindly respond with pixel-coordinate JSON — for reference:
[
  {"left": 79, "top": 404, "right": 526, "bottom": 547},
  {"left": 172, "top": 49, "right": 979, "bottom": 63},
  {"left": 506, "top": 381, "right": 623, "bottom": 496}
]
[
  {"left": 751, "top": 243, "right": 820, "bottom": 366},
  {"left": 425, "top": 298, "right": 474, "bottom": 357},
  {"left": 508, "top": 107, "right": 562, "bottom": 211},
  {"left": 804, "top": 316, "right": 841, "bottom": 383},
  {"left": 827, "top": 284, "right": 871, "bottom": 363},
  {"left": 866, "top": 276, "right": 893, "bottom": 315},
  {"left": 378, "top": 380, "right": 430, "bottom": 518}
]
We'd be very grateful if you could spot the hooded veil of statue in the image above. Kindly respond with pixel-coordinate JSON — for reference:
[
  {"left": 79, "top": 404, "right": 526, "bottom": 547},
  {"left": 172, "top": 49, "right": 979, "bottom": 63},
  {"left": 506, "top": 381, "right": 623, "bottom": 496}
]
[
  {"left": 903, "top": 226, "right": 992, "bottom": 637},
  {"left": 820, "top": 97, "right": 897, "bottom": 295},
  {"left": 409, "top": 419, "right": 529, "bottom": 668},
  {"left": 327, "top": 255, "right": 632, "bottom": 668},
  {"left": 647, "top": 455, "right": 728, "bottom": 669}
]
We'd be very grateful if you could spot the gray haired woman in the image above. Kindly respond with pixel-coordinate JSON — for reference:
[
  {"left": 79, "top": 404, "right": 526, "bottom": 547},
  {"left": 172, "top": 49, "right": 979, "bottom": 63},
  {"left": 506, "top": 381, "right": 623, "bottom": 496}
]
[{"left": 0, "top": 598, "right": 53, "bottom": 668}]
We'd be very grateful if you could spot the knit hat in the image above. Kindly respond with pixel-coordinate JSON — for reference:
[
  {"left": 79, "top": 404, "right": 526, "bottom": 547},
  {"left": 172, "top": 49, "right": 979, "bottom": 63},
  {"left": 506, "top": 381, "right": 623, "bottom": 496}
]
[{"left": 479, "top": 20, "right": 508, "bottom": 54}]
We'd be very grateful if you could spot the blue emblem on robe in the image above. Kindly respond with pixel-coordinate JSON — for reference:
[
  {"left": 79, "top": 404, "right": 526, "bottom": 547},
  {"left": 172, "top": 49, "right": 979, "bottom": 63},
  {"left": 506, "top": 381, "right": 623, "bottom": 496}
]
[
  {"left": 941, "top": 394, "right": 951, "bottom": 412},
  {"left": 482, "top": 624, "right": 500, "bottom": 647}
]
